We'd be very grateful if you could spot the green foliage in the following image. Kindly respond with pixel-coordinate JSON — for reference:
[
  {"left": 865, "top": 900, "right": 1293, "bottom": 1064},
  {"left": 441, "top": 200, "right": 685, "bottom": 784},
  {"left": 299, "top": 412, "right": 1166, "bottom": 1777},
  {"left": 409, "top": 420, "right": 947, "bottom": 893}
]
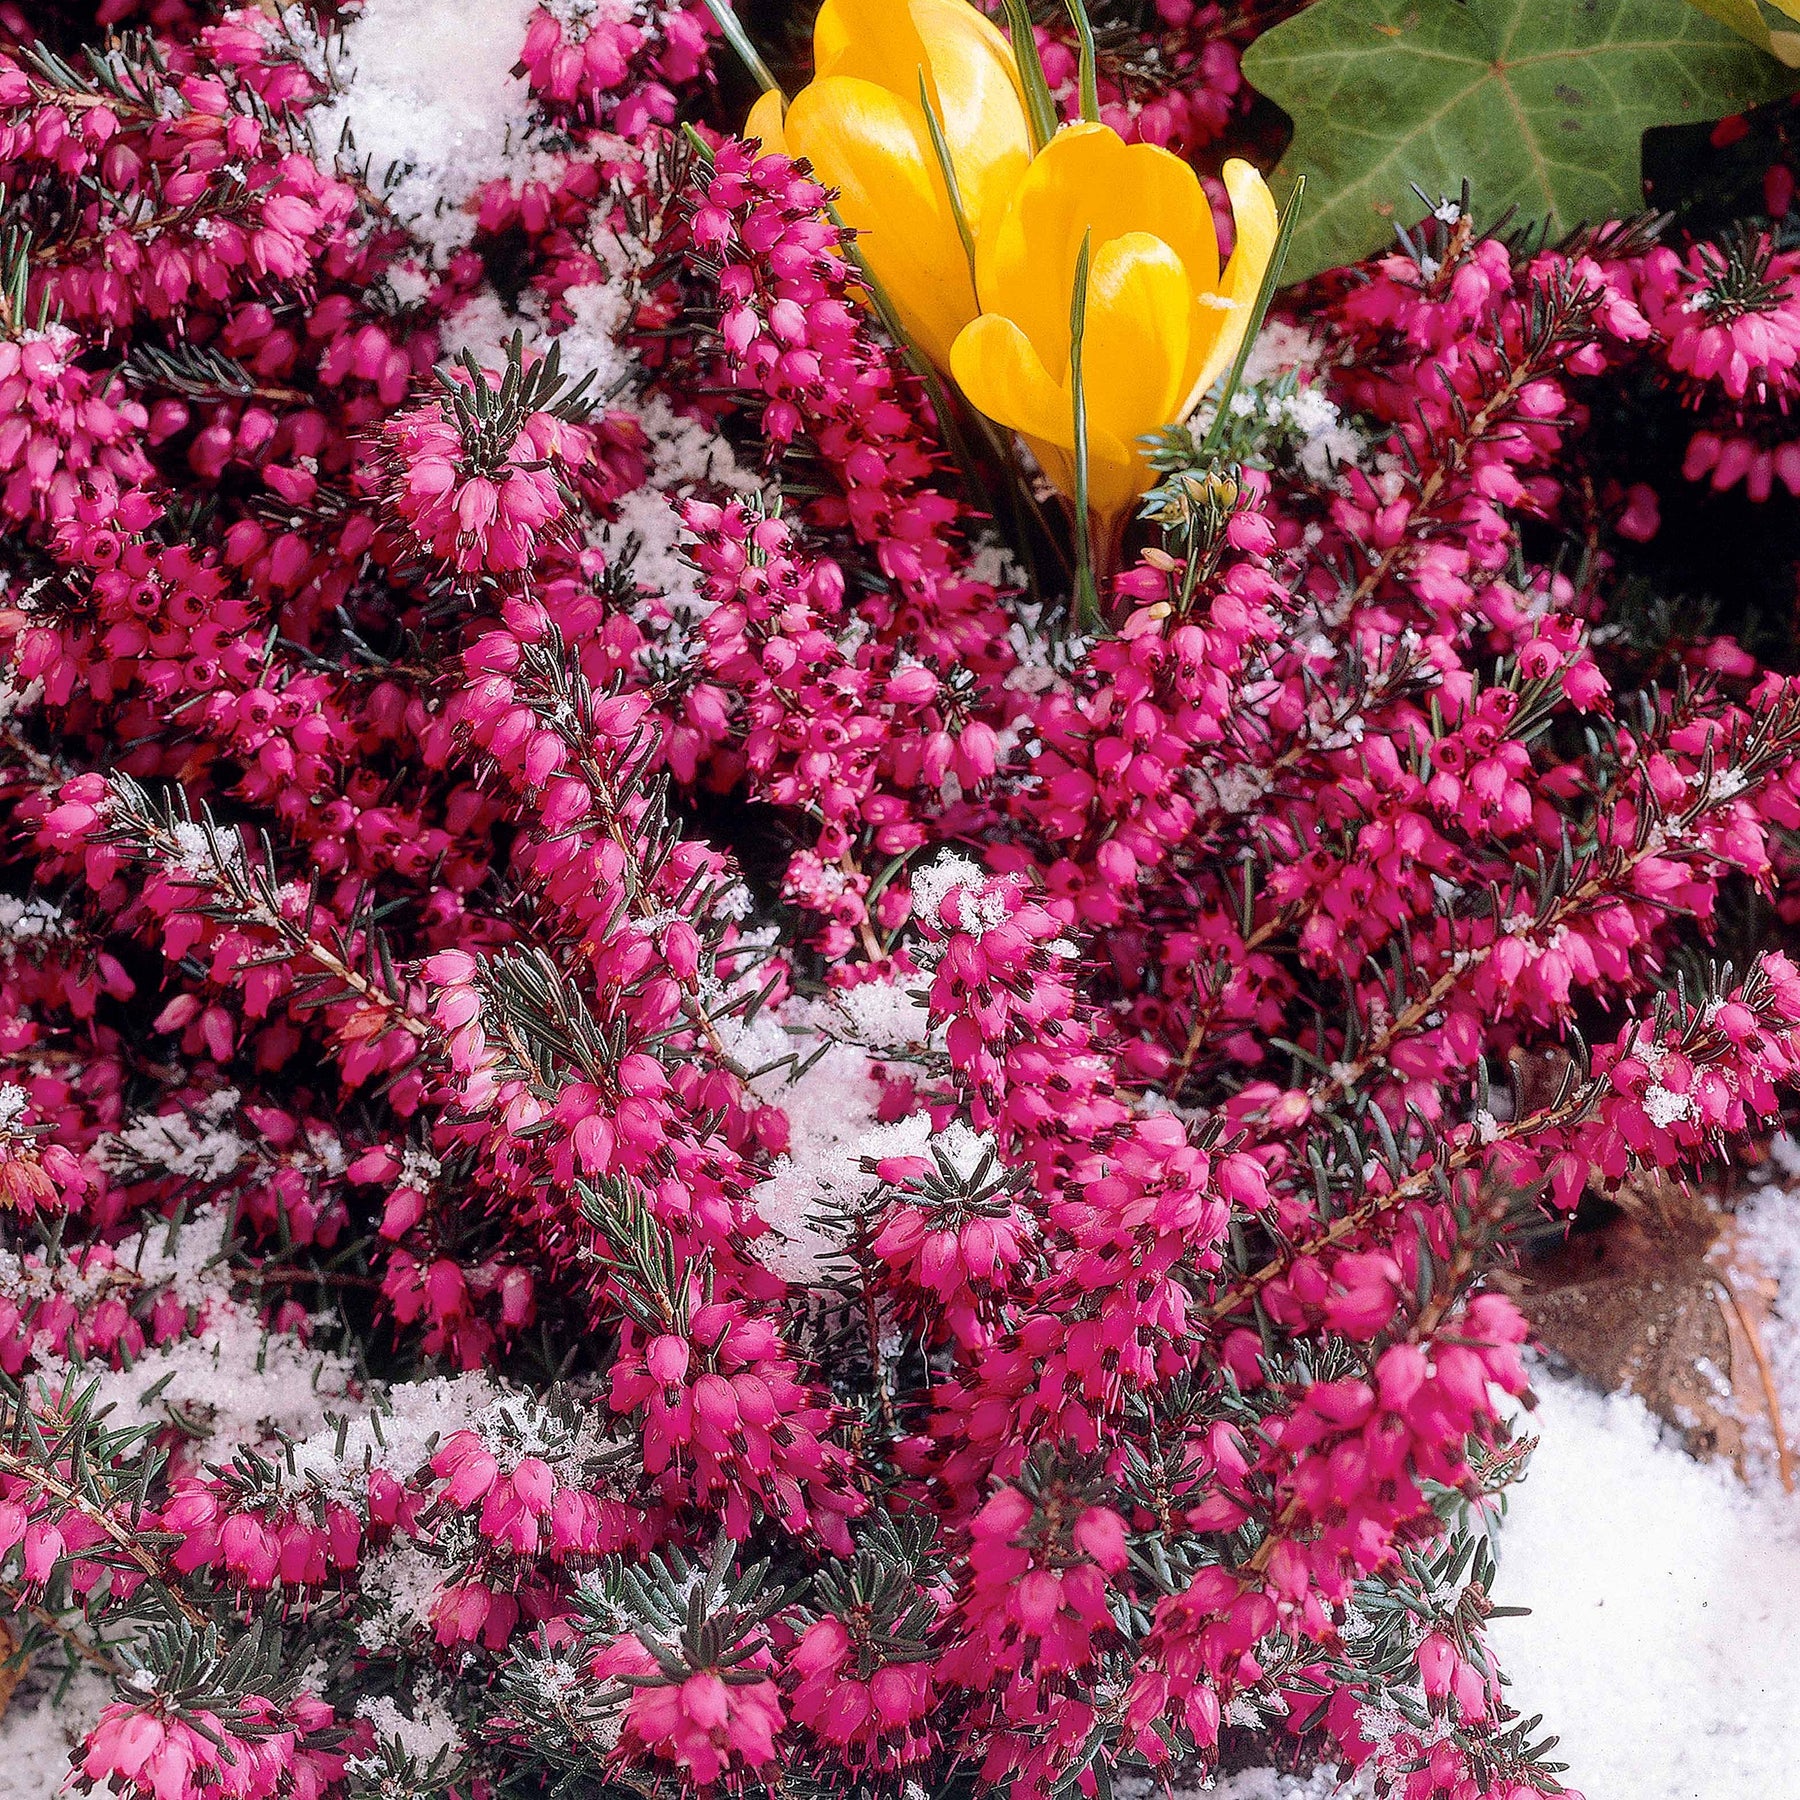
[
  {"left": 438, "top": 330, "right": 597, "bottom": 473},
  {"left": 1242, "top": 0, "right": 1800, "bottom": 281}
]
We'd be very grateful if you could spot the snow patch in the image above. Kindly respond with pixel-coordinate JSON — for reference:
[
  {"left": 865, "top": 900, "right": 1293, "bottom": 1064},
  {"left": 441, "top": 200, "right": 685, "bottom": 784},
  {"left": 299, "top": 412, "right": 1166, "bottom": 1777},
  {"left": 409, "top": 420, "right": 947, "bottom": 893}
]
[
  {"left": 1490, "top": 1375, "right": 1800, "bottom": 1799},
  {"left": 313, "top": 0, "right": 544, "bottom": 260}
]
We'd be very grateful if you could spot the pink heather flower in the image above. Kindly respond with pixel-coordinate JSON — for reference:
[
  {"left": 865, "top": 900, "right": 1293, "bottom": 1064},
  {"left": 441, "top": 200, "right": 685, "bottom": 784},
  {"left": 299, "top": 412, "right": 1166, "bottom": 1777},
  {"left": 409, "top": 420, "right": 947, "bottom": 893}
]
[
  {"left": 1636, "top": 234, "right": 1800, "bottom": 402},
  {"left": 81, "top": 1695, "right": 317, "bottom": 1800},
  {"left": 1, "top": 13, "right": 1796, "bottom": 1799},
  {"left": 384, "top": 392, "right": 590, "bottom": 574},
  {"left": 594, "top": 1636, "right": 784, "bottom": 1785},
  {"left": 788, "top": 1615, "right": 937, "bottom": 1768}
]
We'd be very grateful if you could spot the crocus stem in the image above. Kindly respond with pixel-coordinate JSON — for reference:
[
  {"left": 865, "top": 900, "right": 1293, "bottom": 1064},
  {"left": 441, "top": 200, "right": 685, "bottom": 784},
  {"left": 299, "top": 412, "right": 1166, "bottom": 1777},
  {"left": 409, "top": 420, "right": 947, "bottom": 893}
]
[
  {"left": 1201, "top": 174, "right": 1306, "bottom": 458},
  {"left": 1070, "top": 229, "right": 1100, "bottom": 634},
  {"left": 698, "top": 0, "right": 783, "bottom": 98},
  {"left": 1001, "top": 0, "right": 1061, "bottom": 151},
  {"left": 1065, "top": 0, "right": 1100, "bottom": 123}
]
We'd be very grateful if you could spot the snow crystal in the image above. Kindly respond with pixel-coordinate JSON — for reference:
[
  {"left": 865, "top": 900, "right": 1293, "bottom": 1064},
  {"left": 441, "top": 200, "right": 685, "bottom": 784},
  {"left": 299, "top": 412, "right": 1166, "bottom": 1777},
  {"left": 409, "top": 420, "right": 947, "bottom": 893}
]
[
  {"left": 909, "top": 851, "right": 1009, "bottom": 944},
  {"left": 384, "top": 260, "right": 434, "bottom": 309},
  {"left": 122, "top": 1202, "right": 235, "bottom": 1307},
  {"left": 751, "top": 1042, "right": 886, "bottom": 1284},
  {"left": 577, "top": 1564, "right": 700, "bottom": 1662},
  {"left": 1198, "top": 1769, "right": 1370, "bottom": 1800},
  {"left": 0, "top": 893, "right": 65, "bottom": 957},
  {"left": 473, "top": 1387, "right": 619, "bottom": 1473},
  {"left": 312, "top": 0, "right": 545, "bottom": 261},
  {"left": 966, "top": 535, "right": 1026, "bottom": 591},
  {"left": 0, "top": 672, "right": 44, "bottom": 723},
  {"left": 94, "top": 1090, "right": 249, "bottom": 1184},
  {"left": 1767, "top": 1131, "right": 1800, "bottom": 1179},
  {"left": 1723, "top": 1171, "right": 1800, "bottom": 1481},
  {"left": 714, "top": 882, "right": 754, "bottom": 922},
  {"left": 544, "top": 0, "right": 635, "bottom": 26},
  {"left": 350, "top": 1692, "right": 463, "bottom": 1771},
  {"left": 1295, "top": 420, "right": 1365, "bottom": 484},
  {"left": 828, "top": 977, "right": 933, "bottom": 1052},
  {"left": 168, "top": 819, "right": 244, "bottom": 881},
  {"left": 1274, "top": 386, "right": 1339, "bottom": 438},
  {"left": 284, "top": 1371, "right": 500, "bottom": 1499},
  {"left": 908, "top": 852, "right": 983, "bottom": 927},
  {"left": 607, "top": 394, "right": 763, "bottom": 608},
  {"left": 1489, "top": 1374, "right": 1800, "bottom": 1799},
  {"left": 35, "top": 1211, "right": 358, "bottom": 1464},
  {"left": 1207, "top": 763, "right": 1272, "bottom": 816},
  {"left": 1690, "top": 765, "right": 1749, "bottom": 806},
  {"left": 400, "top": 1144, "right": 442, "bottom": 1188},
  {"left": 1229, "top": 324, "right": 1367, "bottom": 480},
  {"left": 924, "top": 1120, "right": 999, "bottom": 1184},
  {"left": 532, "top": 277, "right": 638, "bottom": 397},
  {"left": 440, "top": 278, "right": 637, "bottom": 402},
  {"left": 859, "top": 1113, "right": 935, "bottom": 1165},
  {"left": 0, "top": 1666, "right": 112, "bottom": 1800},
  {"left": 1642, "top": 1083, "right": 1693, "bottom": 1130},
  {"left": 1241, "top": 320, "right": 1324, "bottom": 386},
  {"left": 1116, "top": 1767, "right": 1369, "bottom": 1800},
  {"left": 68, "top": 1306, "right": 348, "bottom": 1455},
  {"left": 441, "top": 281, "right": 767, "bottom": 625},
  {"left": 358, "top": 1538, "right": 450, "bottom": 1647}
]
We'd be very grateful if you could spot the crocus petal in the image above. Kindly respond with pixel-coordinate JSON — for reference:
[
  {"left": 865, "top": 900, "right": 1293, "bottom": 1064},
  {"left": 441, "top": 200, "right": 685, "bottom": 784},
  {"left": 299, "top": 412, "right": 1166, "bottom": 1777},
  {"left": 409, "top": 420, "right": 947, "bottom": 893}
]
[
  {"left": 976, "top": 121, "right": 1219, "bottom": 379},
  {"left": 784, "top": 75, "right": 976, "bottom": 369},
  {"left": 950, "top": 313, "right": 1137, "bottom": 525},
  {"left": 815, "top": 0, "right": 1028, "bottom": 249},
  {"left": 951, "top": 314, "right": 1069, "bottom": 448},
  {"left": 746, "top": 88, "right": 788, "bottom": 155},
  {"left": 751, "top": 0, "right": 1027, "bottom": 374},
  {"left": 904, "top": 0, "right": 1030, "bottom": 238},
  {"left": 1179, "top": 159, "right": 1280, "bottom": 419},
  {"left": 815, "top": 0, "right": 936, "bottom": 97},
  {"left": 1083, "top": 230, "right": 1191, "bottom": 450}
]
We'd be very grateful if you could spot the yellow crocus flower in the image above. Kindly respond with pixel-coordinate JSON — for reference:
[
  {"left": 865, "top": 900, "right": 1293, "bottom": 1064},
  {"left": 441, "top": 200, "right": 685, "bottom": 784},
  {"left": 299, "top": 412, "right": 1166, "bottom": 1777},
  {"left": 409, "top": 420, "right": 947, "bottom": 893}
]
[
  {"left": 745, "top": 0, "right": 1032, "bottom": 371},
  {"left": 950, "top": 123, "right": 1279, "bottom": 540}
]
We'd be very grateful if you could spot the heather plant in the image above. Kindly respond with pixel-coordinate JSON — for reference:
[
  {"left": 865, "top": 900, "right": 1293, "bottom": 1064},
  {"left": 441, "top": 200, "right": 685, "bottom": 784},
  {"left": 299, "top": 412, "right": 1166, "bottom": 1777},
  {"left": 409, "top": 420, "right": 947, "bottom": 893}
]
[{"left": 0, "top": 3, "right": 1799, "bottom": 1800}]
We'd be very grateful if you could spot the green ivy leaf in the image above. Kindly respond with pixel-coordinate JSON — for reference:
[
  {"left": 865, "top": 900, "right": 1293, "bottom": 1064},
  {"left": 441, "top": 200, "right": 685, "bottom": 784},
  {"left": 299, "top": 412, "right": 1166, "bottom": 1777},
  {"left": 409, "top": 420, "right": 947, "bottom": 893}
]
[{"left": 1241, "top": 0, "right": 1800, "bottom": 282}]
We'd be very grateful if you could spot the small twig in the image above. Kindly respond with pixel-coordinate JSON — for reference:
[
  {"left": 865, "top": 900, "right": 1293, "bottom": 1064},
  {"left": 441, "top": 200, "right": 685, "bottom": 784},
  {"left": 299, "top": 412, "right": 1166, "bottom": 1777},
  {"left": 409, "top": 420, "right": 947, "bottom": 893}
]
[
  {"left": 0, "top": 1581, "right": 123, "bottom": 1676},
  {"left": 1708, "top": 1270, "right": 1795, "bottom": 1494},
  {"left": 0, "top": 1443, "right": 207, "bottom": 1631},
  {"left": 1201, "top": 1077, "right": 1597, "bottom": 1324}
]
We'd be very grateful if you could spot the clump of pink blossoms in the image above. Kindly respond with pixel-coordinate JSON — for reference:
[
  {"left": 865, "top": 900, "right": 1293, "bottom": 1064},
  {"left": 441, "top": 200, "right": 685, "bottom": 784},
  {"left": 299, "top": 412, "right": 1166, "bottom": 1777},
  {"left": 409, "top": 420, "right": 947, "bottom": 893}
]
[{"left": 0, "top": 9, "right": 1797, "bottom": 1800}]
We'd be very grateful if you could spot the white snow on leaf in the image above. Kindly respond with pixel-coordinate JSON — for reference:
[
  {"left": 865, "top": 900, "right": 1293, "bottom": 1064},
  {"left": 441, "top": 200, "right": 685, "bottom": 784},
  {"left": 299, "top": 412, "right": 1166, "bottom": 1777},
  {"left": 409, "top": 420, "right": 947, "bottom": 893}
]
[
  {"left": 439, "top": 281, "right": 767, "bottom": 623},
  {"left": 47, "top": 1304, "right": 356, "bottom": 1462},
  {"left": 349, "top": 1691, "right": 463, "bottom": 1772},
  {"left": 749, "top": 1040, "right": 886, "bottom": 1286},
  {"left": 283, "top": 1371, "right": 501, "bottom": 1500},
  {"left": 94, "top": 1091, "right": 249, "bottom": 1184},
  {"left": 825, "top": 977, "right": 934, "bottom": 1053},
  {"left": 357, "top": 1537, "right": 451, "bottom": 1648}
]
